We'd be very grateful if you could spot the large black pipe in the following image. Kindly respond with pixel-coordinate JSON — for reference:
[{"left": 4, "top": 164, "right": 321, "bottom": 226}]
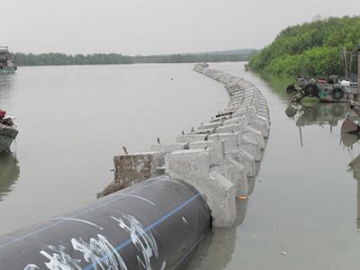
[{"left": 0, "top": 176, "right": 211, "bottom": 269}]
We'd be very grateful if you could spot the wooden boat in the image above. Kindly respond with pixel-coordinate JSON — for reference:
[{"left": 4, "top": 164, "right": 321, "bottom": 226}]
[
  {"left": 0, "top": 123, "right": 18, "bottom": 153},
  {"left": 0, "top": 110, "right": 18, "bottom": 153}
]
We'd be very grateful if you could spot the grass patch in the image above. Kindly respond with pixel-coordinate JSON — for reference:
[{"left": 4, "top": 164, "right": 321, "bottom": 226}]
[{"left": 300, "top": 97, "right": 320, "bottom": 105}]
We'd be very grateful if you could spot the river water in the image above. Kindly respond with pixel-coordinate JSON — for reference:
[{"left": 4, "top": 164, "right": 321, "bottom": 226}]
[{"left": 0, "top": 62, "right": 359, "bottom": 269}]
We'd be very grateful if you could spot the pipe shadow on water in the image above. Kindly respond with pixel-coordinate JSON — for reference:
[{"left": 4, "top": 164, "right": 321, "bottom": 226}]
[{"left": 185, "top": 177, "right": 255, "bottom": 270}]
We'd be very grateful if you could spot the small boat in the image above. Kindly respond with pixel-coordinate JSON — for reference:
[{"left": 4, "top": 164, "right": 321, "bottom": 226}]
[
  {"left": 0, "top": 110, "right": 18, "bottom": 153},
  {"left": 0, "top": 46, "right": 17, "bottom": 74},
  {"left": 286, "top": 75, "right": 358, "bottom": 103}
]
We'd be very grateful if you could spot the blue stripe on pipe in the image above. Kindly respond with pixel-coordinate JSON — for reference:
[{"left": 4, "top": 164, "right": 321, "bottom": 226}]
[
  {"left": 83, "top": 192, "right": 202, "bottom": 270},
  {"left": 0, "top": 180, "right": 161, "bottom": 249}
]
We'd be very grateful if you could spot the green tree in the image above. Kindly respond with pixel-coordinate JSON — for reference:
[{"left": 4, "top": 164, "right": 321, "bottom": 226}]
[{"left": 249, "top": 16, "right": 360, "bottom": 77}]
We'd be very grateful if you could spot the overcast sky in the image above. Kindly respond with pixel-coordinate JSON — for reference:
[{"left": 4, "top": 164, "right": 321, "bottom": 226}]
[{"left": 3, "top": 0, "right": 360, "bottom": 55}]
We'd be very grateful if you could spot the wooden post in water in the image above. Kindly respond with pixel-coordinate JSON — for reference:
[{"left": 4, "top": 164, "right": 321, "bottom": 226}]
[
  {"left": 343, "top": 47, "right": 348, "bottom": 80},
  {"left": 358, "top": 51, "right": 360, "bottom": 100}
]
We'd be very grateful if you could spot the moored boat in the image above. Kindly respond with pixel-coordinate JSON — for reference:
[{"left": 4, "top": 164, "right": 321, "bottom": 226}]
[
  {"left": 286, "top": 75, "right": 358, "bottom": 103},
  {"left": 0, "top": 46, "right": 17, "bottom": 74},
  {"left": 0, "top": 110, "right": 18, "bottom": 153}
]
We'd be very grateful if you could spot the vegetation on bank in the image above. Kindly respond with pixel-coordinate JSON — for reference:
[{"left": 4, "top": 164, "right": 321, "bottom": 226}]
[
  {"left": 13, "top": 49, "right": 255, "bottom": 67},
  {"left": 248, "top": 16, "right": 360, "bottom": 77}
]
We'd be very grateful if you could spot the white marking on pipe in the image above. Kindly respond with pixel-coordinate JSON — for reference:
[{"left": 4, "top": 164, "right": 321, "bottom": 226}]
[
  {"left": 112, "top": 215, "right": 158, "bottom": 270},
  {"left": 49, "top": 217, "right": 103, "bottom": 230},
  {"left": 127, "top": 194, "right": 156, "bottom": 206}
]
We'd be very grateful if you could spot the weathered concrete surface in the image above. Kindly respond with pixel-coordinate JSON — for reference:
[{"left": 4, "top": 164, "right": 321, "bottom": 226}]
[
  {"left": 189, "top": 140, "right": 248, "bottom": 193},
  {"left": 113, "top": 152, "right": 165, "bottom": 184},
  {"left": 198, "top": 122, "right": 222, "bottom": 131},
  {"left": 226, "top": 149, "right": 256, "bottom": 177},
  {"left": 208, "top": 133, "right": 238, "bottom": 153},
  {"left": 99, "top": 152, "right": 165, "bottom": 197},
  {"left": 151, "top": 142, "right": 188, "bottom": 153},
  {"left": 188, "top": 63, "right": 270, "bottom": 226},
  {"left": 168, "top": 149, "right": 236, "bottom": 227},
  {"left": 189, "top": 140, "right": 224, "bottom": 164},
  {"left": 176, "top": 133, "right": 208, "bottom": 143}
]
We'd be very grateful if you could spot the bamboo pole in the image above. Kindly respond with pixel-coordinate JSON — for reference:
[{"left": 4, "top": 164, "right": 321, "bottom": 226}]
[
  {"left": 343, "top": 47, "right": 348, "bottom": 80},
  {"left": 358, "top": 52, "right": 360, "bottom": 100}
]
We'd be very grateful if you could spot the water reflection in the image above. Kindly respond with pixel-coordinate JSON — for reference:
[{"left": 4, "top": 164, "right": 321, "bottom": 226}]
[
  {"left": 0, "top": 74, "right": 15, "bottom": 101},
  {"left": 285, "top": 103, "right": 352, "bottom": 127},
  {"left": 342, "top": 133, "right": 360, "bottom": 230},
  {"left": 286, "top": 103, "right": 360, "bottom": 230},
  {"left": 0, "top": 153, "right": 20, "bottom": 201},
  {"left": 285, "top": 103, "right": 357, "bottom": 147},
  {"left": 186, "top": 177, "right": 255, "bottom": 270},
  {"left": 341, "top": 132, "right": 360, "bottom": 148}
]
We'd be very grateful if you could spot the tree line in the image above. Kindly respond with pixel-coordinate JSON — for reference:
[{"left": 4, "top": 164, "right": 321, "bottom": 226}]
[
  {"left": 248, "top": 16, "right": 360, "bottom": 77},
  {"left": 13, "top": 51, "right": 254, "bottom": 67}
]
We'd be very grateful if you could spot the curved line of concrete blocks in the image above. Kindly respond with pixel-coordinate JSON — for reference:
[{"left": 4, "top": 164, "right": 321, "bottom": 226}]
[
  {"left": 100, "top": 63, "right": 270, "bottom": 228},
  {"left": 164, "top": 64, "right": 270, "bottom": 227}
]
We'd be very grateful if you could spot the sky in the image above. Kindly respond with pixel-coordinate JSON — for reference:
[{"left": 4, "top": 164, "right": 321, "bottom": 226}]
[{"left": 3, "top": 0, "right": 360, "bottom": 55}]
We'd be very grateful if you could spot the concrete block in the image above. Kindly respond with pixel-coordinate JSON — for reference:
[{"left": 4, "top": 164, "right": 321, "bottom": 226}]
[
  {"left": 209, "top": 116, "right": 230, "bottom": 123},
  {"left": 189, "top": 141, "right": 248, "bottom": 194},
  {"left": 198, "top": 122, "right": 222, "bottom": 131},
  {"left": 244, "top": 126, "right": 266, "bottom": 149},
  {"left": 151, "top": 143, "right": 187, "bottom": 153},
  {"left": 223, "top": 116, "right": 246, "bottom": 126},
  {"left": 208, "top": 133, "right": 238, "bottom": 153},
  {"left": 168, "top": 149, "right": 236, "bottom": 227},
  {"left": 240, "top": 135, "right": 262, "bottom": 161},
  {"left": 189, "top": 140, "right": 224, "bottom": 164},
  {"left": 207, "top": 171, "right": 236, "bottom": 227},
  {"left": 226, "top": 149, "right": 256, "bottom": 177},
  {"left": 224, "top": 157, "right": 249, "bottom": 196},
  {"left": 213, "top": 158, "right": 244, "bottom": 189},
  {"left": 216, "top": 123, "right": 245, "bottom": 136},
  {"left": 196, "top": 128, "right": 215, "bottom": 135},
  {"left": 96, "top": 151, "right": 168, "bottom": 197},
  {"left": 233, "top": 106, "right": 257, "bottom": 119},
  {"left": 168, "top": 149, "right": 211, "bottom": 179},
  {"left": 251, "top": 118, "right": 270, "bottom": 138},
  {"left": 257, "top": 115, "right": 270, "bottom": 129},
  {"left": 151, "top": 143, "right": 189, "bottom": 173},
  {"left": 176, "top": 133, "right": 208, "bottom": 143},
  {"left": 113, "top": 152, "right": 165, "bottom": 188}
]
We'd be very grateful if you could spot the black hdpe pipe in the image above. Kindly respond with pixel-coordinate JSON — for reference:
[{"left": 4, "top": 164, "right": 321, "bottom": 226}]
[{"left": 0, "top": 176, "right": 211, "bottom": 270}]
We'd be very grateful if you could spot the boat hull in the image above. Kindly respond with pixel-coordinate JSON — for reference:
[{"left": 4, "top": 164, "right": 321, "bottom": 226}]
[
  {"left": 0, "top": 66, "right": 16, "bottom": 74},
  {"left": 0, "top": 124, "right": 18, "bottom": 153},
  {"left": 0, "top": 70, "right": 16, "bottom": 74},
  {"left": 341, "top": 118, "right": 360, "bottom": 134}
]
